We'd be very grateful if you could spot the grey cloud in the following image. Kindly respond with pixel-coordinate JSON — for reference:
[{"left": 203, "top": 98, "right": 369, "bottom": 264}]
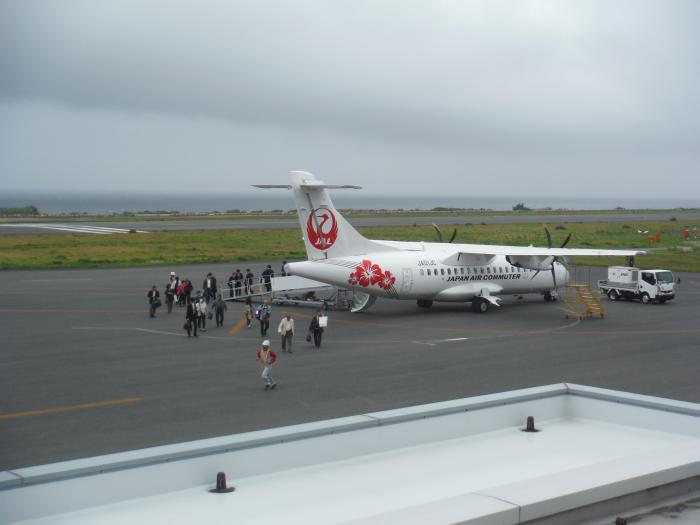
[{"left": 0, "top": 0, "right": 699, "bottom": 196}]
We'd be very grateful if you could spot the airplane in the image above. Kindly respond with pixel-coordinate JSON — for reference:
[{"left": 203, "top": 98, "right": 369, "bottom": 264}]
[{"left": 255, "top": 171, "right": 645, "bottom": 313}]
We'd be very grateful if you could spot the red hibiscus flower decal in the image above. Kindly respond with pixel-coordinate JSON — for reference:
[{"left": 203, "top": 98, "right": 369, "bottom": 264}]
[
  {"left": 377, "top": 270, "right": 396, "bottom": 290},
  {"left": 349, "top": 259, "right": 383, "bottom": 287}
]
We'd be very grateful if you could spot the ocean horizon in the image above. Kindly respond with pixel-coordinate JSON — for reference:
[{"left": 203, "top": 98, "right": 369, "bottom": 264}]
[{"left": 2, "top": 191, "right": 699, "bottom": 215}]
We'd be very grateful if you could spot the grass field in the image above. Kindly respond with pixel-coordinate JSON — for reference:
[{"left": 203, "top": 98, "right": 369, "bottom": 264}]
[
  {"left": 1, "top": 221, "right": 698, "bottom": 271},
  {"left": 1, "top": 207, "right": 698, "bottom": 224}
]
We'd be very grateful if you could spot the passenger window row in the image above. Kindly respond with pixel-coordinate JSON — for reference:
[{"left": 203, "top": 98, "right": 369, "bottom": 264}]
[{"left": 419, "top": 265, "right": 529, "bottom": 276}]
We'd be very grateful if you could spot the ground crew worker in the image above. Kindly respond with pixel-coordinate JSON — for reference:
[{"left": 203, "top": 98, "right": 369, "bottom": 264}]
[
  {"left": 278, "top": 312, "right": 295, "bottom": 353},
  {"left": 256, "top": 340, "right": 277, "bottom": 390}
]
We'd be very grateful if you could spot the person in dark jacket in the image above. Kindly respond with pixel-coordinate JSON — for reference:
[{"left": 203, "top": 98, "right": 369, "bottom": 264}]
[
  {"left": 147, "top": 286, "right": 160, "bottom": 318},
  {"left": 213, "top": 294, "right": 227, "bottom": 327},
  {"left": 203, "top": 273, "right": 217, "bottom": 302},
  {"left": 308, "top": 309, "right": 325, "bottom": 348},
  {"left": 185, "top": 299, "right": 198, "bottom": 337},
  {"left": 233, "top": 269, "right": 243, "bottom": 297},
  {"left": 245, "top": 269, "right": 254, "bottom": 295},
  {"left": 164, "top": 283, "right": 175, "bottom": 314},
  {"left": 261, "top": 265, "right": 274, "bottom": 292}
]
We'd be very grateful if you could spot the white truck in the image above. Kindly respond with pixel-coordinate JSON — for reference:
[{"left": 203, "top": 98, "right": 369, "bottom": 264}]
[{"left": 598, "top": 266, "right": 675, "bottom": 304}]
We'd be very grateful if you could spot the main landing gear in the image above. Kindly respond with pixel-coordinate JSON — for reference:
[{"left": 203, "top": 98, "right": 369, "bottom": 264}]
[
  {"left": 471, "top": 297, "right": 489, "bottom": 313},
  {"left": 543, "top": 291, "right": 558, "bottom": 302},
  {"left": 417, "top": 299, "right": 433, "bottom": 308}
]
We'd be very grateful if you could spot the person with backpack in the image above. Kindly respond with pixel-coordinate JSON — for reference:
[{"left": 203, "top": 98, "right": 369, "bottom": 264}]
[
  {"left": 256, "top": 300, "right": 271, "bottom": 337},
  {"left": 256, "top": 340, "right": 277, "bottom": 391}
]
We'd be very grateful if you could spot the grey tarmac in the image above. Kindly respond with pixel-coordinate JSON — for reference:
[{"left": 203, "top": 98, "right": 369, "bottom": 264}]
[
  {"left": 1, "top": 261, "right": 699, "bottom": 470},
  {"left": 2, "top": 210, "right": 699, "bottom": 235}
]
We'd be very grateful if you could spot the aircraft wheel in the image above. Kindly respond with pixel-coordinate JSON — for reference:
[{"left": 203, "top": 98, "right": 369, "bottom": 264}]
[
  {"left": 471, "top": 298, "right": 489, "bottom": 313},
  {"left": 417, "top": 299, "right": 433, "bottom": 308},
  {"left": 608, "top": 290, "right": 618, "bottom": 301},
  {"left": 544, "top": 292, "right": 554, "bottom": 302},
  {"left": 640, "top": 293, "right": 651, "bottom": 304}
]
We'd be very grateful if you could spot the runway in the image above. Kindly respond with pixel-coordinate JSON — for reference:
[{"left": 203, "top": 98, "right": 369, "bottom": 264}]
[
  {"left": 2, "top": 210, "right": 699, "bottom": 235},
  {"left": 1, "top": 261, "right": 699, "bottom": 470}
]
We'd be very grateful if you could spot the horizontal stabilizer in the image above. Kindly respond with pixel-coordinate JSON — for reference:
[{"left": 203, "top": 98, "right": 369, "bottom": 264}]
[{"left": 254, "top": 184, "right": 362, "bottom": 190}]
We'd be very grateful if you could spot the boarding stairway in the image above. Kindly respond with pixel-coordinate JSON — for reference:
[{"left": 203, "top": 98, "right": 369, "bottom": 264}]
[
  {"left": 222, "top": 275, "right": 355, "bottom": 310},
  {"left": 563, "top": 284, "right": 606, "bottom": 319}
]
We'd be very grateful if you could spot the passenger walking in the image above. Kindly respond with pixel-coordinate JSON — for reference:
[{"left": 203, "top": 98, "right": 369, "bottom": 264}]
[
  {"left": 165, "top": 283, "right": 175, "bottom": 314},
  {"left": 203, "top": 273, "right": 218, "bottom": 302},
  {"left": 256, "top": 300, "right": 271, "bottom": 337},
  {"left": 233, "top": 269, "right": 243, "bottom": 297},
  {"left": 262, "top": 265, "right": 274, "bottom": 292},
  {"left": 147, "top": 286, "right": 161, "bottom": 318},
  {"left": 245, "top": 269, "right": 254, "bottom": 295},
  {"left": 278, "top": 312, "right": 295, "bottom": 353},
  {"left": 213, "top": 294, "right": 227, "bottom": 327},
  {"left": 169, "top": 272, "right": 180, "bottom": 301},
  {"left": 227, "top": 273, "right": 235, "bottom": 298},
  {"left": 185, "top": 299, "right": 198, "bottom": 337},
  {"left": 308, "top": 309, "right": 326, "bottom": 348},
  {"left": 195, "top": 291, "right": 207, "bottom": 332},
  {"left": 181, "top": 278, "right": 193, "bottom": 305},
  {"left": 256, "top": 340, "right": 277, "bottom": 390},
  {"left": 244, "top": 297, "right": 254, "bottom": 328}
]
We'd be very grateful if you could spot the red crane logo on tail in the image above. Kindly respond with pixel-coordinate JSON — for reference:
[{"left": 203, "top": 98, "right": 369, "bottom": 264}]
[{"left": 307, "top": 208, "right": 339, "bottom": 250}]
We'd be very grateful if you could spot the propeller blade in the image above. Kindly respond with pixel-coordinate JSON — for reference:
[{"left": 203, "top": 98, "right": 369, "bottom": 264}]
[
  {"left": 560, "top": 233, "right": 572, "bottom": 248},
  {"left": 448, "top": 228, "right": 458, "bottom": 243},
  {"left": 544, "top": 227, "right": 552, "bottom": 249},
  {"left": 530, "top": 270, "right": 540, "bottom": 280},
  {"left": 432, "top": 223, "right": 443, "bottom": 243},
  {"left": 550, "top": 264, "right": 557, "bottom": 289}
]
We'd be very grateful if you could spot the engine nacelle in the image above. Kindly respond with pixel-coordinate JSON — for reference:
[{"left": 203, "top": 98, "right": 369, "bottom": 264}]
[{"left": 506, "top": 255, "right": 554, "bottom": 271}]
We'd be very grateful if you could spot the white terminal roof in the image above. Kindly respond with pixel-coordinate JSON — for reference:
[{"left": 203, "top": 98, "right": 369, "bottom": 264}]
[{"left": 3, "top": 384, "right": 700, "bottom": 524}]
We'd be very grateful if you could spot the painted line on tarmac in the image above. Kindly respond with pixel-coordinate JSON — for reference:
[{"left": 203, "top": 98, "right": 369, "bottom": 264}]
[
  {"left": 73, "top": 326, "right": 234, "bottom": 341},
  {"left": 20, "top": 278, "right": 95, "bottom": 282},
  {"left": 0, "top": 397, "right": 142, "bottom": 421},
  {"left": 0, "top": 309, "right": 143, "bottom": 314},
  {"left": 228, "top": 319, "right": 247, "bottom": 335},
  {"left": 413, "top": 337, "right": 470, "bottom": 347}
]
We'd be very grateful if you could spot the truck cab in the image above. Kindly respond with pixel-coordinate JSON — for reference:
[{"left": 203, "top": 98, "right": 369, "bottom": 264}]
[{"left": 598, "top": 267, "right": 675, "bottom": 304}]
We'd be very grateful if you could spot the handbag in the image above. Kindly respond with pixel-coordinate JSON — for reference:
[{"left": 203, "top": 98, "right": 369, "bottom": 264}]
[
  {"left": 184, "top": 320, "right": 191, "bottom": 330},
  {"left": 305, "top": 333, "right": 312, "bottom": 343}
]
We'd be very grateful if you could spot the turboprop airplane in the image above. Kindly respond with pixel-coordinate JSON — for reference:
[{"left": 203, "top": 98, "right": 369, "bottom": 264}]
[{"left": 255, "top": 172, "right": 645, "bottom": 313}]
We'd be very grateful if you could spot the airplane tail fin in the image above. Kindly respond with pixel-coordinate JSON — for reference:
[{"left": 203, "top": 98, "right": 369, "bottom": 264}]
[{"left": 255, "top": 171, "right": 392, "bottom": 260}]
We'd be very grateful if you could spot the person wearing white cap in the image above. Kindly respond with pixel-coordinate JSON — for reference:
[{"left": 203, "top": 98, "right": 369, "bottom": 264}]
[{"left": 256, "top": 340, "right": 277, "bottom": 390}]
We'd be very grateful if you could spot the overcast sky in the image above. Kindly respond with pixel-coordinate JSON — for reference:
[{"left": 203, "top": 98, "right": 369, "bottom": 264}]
[{"left": 0, "top": 0, "right": 698, "bottom": 199}]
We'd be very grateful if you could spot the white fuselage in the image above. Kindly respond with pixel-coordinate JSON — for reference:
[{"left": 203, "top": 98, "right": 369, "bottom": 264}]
[{"left": 287, "top": 250, "right": 569, "bottom": 302}]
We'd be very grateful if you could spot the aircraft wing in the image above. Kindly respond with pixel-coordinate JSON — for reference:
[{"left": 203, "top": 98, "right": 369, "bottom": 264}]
[
  {"left": 448, "top": 244, "right": 644, "bottom": 257},
  {"left": 373, "top": 239, "right": 645, "bottom": 257}
]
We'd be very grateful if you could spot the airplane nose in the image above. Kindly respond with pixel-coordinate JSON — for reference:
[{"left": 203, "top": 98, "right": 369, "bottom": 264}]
[{"left": 284, "top": 263, "right": 292, "bottom": 275}]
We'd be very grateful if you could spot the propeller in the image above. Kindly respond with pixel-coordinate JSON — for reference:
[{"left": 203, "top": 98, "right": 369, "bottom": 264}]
[
  {"left": 432, "top": 223, "right": 458, "bottom": 243},
  {"left": 531, "top": 227, "right": 572, "bottom": 289}
]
